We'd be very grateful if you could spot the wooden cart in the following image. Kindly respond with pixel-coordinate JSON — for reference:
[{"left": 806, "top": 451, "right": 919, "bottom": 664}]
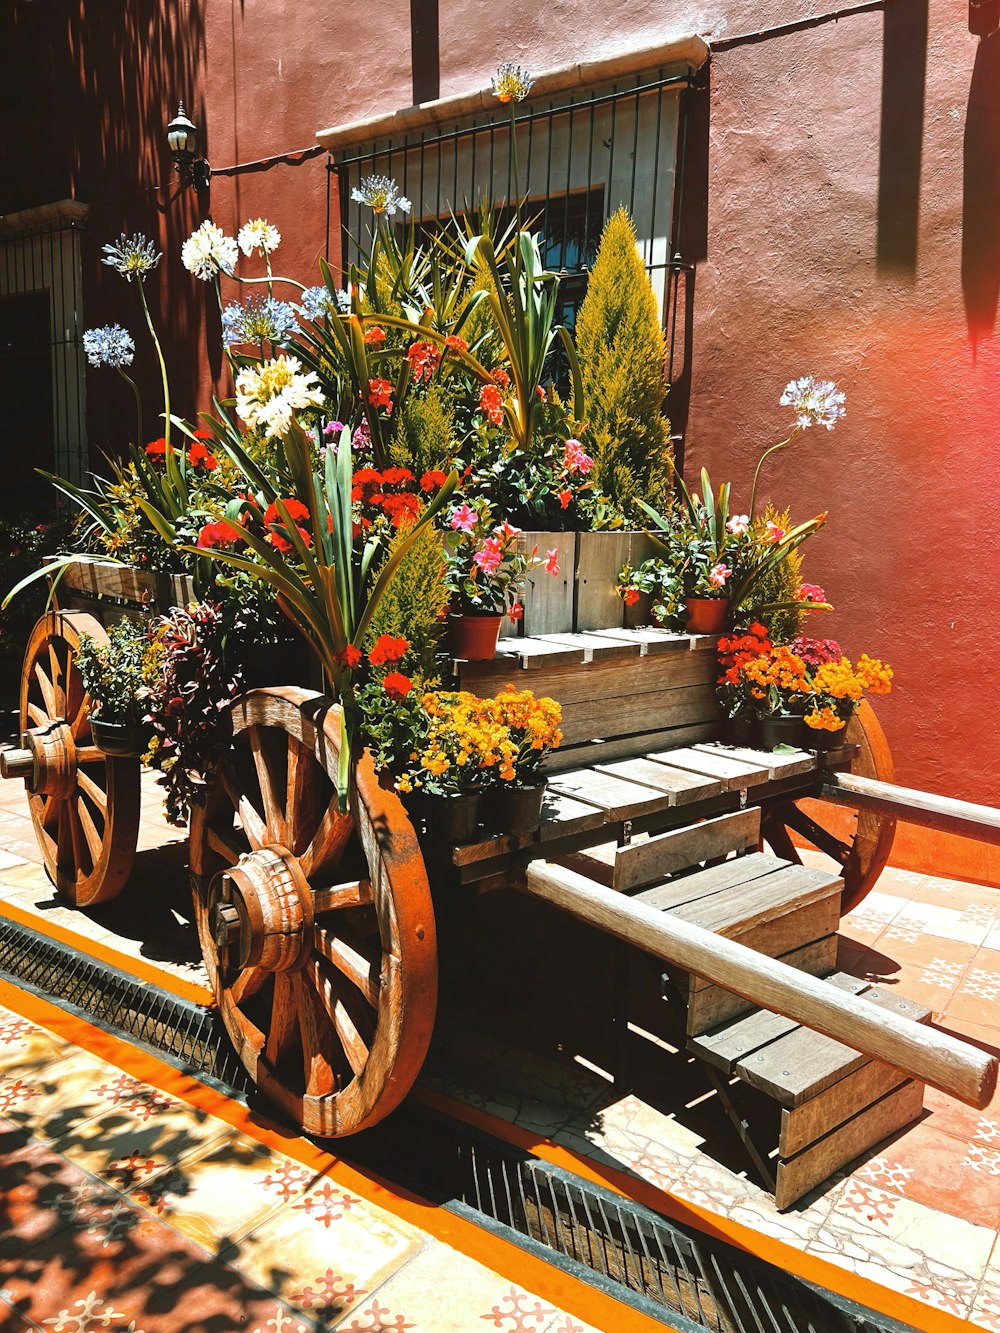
[{"left": 2, "top": 558, "right": 998, "bottom": 1209}]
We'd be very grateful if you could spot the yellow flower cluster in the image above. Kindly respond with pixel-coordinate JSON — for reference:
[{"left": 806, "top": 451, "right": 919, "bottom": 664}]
[
  {"left": 739, "top": 645, "right": 810, "bottom": 701},
  {"left": 803, "top": 705, "right": 845, "bottom": 732},
  {"left": 811, "top": 658, "right": 864, "bottom": 703},
  {"left": 403, "top": 687, "right": 562, "bottom": 789},
  {"left": 856, "top": 654, "right": 893, "bottom": 694}
]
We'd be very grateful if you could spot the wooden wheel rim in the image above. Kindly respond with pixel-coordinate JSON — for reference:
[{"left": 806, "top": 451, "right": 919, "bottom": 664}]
[
  {"left": 762, "top": 701, "right": 896, "bottom": 915},
  {"left": 19, "top": 610, "right": 140, "bottom": 907},
  {"left": 189, "top": 686, "right": 437, "bottom": 1138}
]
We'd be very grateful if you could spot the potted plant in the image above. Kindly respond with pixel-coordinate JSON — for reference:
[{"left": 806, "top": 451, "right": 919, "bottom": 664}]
[
  {"left": 716, "top": 621, "right": 774, "bottom": 744},
  {"left": 443, "top": 500, "right": 559, "bottom": 659},
  {"left": 479, "top": 685, "right": 563, "bottom": 834},
  {"left": 76, "top": 620, "right": 158, "bottom": 756},
  {"left": 800, "top": 643, "right": 893, "bottom": 749}
]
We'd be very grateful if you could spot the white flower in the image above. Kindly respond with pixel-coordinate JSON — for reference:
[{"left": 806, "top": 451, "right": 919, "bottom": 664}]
[
  {"left": 491, "top": 61, "right": 534, "bottom": 104},
  {"left": 101, "top": 233, "right": 160, "bottom": 282},
  {"left": 779, "top": 376, "right": 846, "bottom": 431},
  {"left": 181, "top": 221, "right": 239, "bottom": 281},
  {"left": 238, "top": 218, "right": 281, "bottom": 257},
  {"left": 235, "top": 355, "right": 324, "bottom": 440},
  {"left": 351, "top": 175, "right": 411, "bottom": 216},
  {"left": 726, "top": 514, "right": 750, "bottom": 535}
]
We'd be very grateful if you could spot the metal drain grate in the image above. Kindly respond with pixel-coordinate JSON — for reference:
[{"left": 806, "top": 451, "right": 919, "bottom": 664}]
[
  {"left": 0, "top": 913, "right": 918, "bottom": 1333},
  {"left": 0, "top": 915, "right": 251, "bottom": 1094}
]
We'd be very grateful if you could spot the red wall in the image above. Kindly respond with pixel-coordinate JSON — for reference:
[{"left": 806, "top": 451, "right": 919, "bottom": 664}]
[{"left": 5, "top": 1, "right": 999, "bottom": 819}]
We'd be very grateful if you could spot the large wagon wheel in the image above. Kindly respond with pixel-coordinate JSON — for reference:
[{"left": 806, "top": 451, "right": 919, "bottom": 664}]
[
  {"left": 189, "top": 687, "right": 437, "bottom": 1137},
  {"left": 7, "top": 611, "right": 140, "bottom": 906},
  {"left": 760, "top": 701, "right": 896, "bottom": 915}
]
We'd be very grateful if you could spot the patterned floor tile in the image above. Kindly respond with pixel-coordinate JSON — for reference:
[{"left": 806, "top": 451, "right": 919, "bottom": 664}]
[
  {"left": 219, "top": 1168, "right": 425, "bottom": 1323},
  {"left": 0, "top": 1050, "right": 132, "bottom": 1145}
]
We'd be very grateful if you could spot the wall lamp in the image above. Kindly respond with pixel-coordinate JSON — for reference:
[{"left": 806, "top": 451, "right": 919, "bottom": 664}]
[{"left": 167, "top": 103, "right": 211, "bottom": 191}]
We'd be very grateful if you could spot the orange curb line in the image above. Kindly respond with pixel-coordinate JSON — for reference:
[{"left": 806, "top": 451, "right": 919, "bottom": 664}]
[
  {"left": 0, "top": 894, "right": 214, "bottom": 1006},
  {"left": 413, "top": 1088, "right": 979, "bottom": 1333},
  {"left": 0, "top": 976, "right": 666, "bottom": 1333}
]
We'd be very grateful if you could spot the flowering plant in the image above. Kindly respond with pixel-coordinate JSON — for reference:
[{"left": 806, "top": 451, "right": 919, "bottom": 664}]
[
  {"left": 726, "top": 641, "right": 892, "bottom": 728},
  {"left": 715, "top": 622, "right": 774, "bottom": 718},
  {"left": 443, "top": 500, "right": 558, "bottom": 615},
  {"left": 802, "top": 654, "right": 893, "bottom": 731}
]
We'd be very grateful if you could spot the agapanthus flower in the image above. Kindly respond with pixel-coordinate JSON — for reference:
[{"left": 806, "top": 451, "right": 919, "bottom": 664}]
[
  {"left": 101, "top": 234, "right": 161, "bottom": 282},
  {"left": 491, "top": 61, "right": 535, "bottom": 103},
  {"left": 779, "top": 376, "right": 846, "bottom": 431},
  {"left": 181, "top": 221, "right": 238, "bottom": 281},
  {"left": 300, "top": 285, "right": 338, "bottom": 320},
  {"left": 237, "top": 218, "right": 281, "bottom": 257},
  {"left": 83, "top": 324, "right": 135, "bottom": 368},
  {"left": 351, "top": 175, "right": 411, "bottom": 216},
  {"left": 235, "top": 355, "right": 324, "bottom": 439},
  {"left": 221, "top": 295, "right": 299, "bottom": 348}
]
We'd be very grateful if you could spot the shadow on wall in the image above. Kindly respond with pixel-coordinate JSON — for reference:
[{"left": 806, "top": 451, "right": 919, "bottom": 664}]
[
  {"left": 876, "top": 0, "right": 928, "bottom": 276},
  {"left": 963, "top": 29, "right": 1000, "bottom": 346}
]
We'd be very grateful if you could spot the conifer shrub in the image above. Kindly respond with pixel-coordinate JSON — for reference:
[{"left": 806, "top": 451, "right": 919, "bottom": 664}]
[
  {"left": 575, "top": 208, "right": 673, "bottom": 518},
  {"left": 391, "top": 384, "right": 457, "bottom": 476},
  {"left": 365, "top": 522, "right": 449, "bottom": 679}
]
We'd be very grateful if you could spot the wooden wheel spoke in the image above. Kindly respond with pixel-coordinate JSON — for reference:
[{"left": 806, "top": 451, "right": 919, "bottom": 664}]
[
  {"left": 26, "top": 702, "right": 47, "bottom": 727},
  {"left": 76, "top": 746, "right": 105, "bottom": 765},
  {"left": 284, "top": 738, "right": 316, "bottom": 856},
  {"left": 67, "top": 803, "right": 88, "bottom": 875},
  {"left": 781, "top": 802, "right": 853, "bottom": 865},
  {"left": 230, "top": 966, "right": 267, "bottom": 1004},
  {"left": 308, "top": 958, "right": 374, "bottom": 1078},
  {"left": 77, "top": 768, "right": 108, "bottom": 814},
  {"left": 250, "top": 729, "right": 285, "bottom": 843},
  {"left": 207, "top": 823, "right": 246, "bottom": 866},
  {"left": 315, "top": 923, "right": 380, "bottom": 1008},
  {"left": 238, "top": 796, "right": 268, "bottom": 851},
  {"left": 300, "top": 806, "right": 352, "bottom": 879},
  {"left": 33, "top": 660, "right": 58, "bottom": 719},
  {"left": 264, "top": 973, "right": 299, "bottom": 1067},
  {"left": 294, "top": 972, "right": 342, "bottom": 1096},
  {"left": 48, "top": 642, "right": 66, "bottom": 716},
  {"left": 312, "top": 879, "right": 373, "bottom": 914},
  {"left": 77, "top": 798, "right": 103, "bottom": 861},
  {"left": 55, "top": 803, "right": 71, "bottom": 866}
]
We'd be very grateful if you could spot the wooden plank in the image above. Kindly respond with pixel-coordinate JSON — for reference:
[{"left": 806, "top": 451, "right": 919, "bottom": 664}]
[
  {"left": 590, "top": 627, "right": 693, "bottom": 655},
  {"left": 774, "top": 1080, "right": 925, "bottom": 1210},
  {"left": 543, "top": 722, "right": 724, "bottom": 773},
  {"left": 667, "top": 862, "right": 839, "bottom": 936},
  {"left": 521, "top": 858, "right": 999, "bottom": 1110},
  {"left": 494, "top": 637, "right": 588, "bottom": 668},
  {"left": 460, "top": 652, "right": 717, "bottom": 706},
  {"left": 559, "top": 683, "right": 720, "bottom": 746},
  {"left": 537, "top": 632, "right": 641, "bottom": 661},
  {"left": 690, "top": 974, "right": 871, "bottom": 1073},
  {"left": 592, "top": 757, "right": 722, "bottom": 804},
  {"left": 645, "top": 746, "right": 771, "bottom": 789},
  {"left": 822, "top": 773, "right": 1000, "bottom": 846},
  {"left": 780, "top": 1067, "right": 911, "bottom": 1157},
  {"left": 537, "top": 791, "right": 610, "bottom": 841},
  {"left": 547, "top": 769, "right": 676, "bottom": 820},
  {"left": 685, "top": 937, "right": 840, "bottom": 1036},
  {"left": 636, "top": 852, "right": 789, "bottom": 913},
  {"left": 613, "top": 808, "right": 761, "bottom": 891},
  {"left": 574, "top": 531, "right": 633, "bottom": 632},
  {"left": 517, "top": 531, "right": 575, "bottom": 636},
  {"left": 451, "top": 831, "right": 533, "bottom": 866},
  {"left": 696, "top": 744, "right": 816, "bottom": 781},
  {"left": 687, "top": 893, "right": 841, "bottom": 987}
]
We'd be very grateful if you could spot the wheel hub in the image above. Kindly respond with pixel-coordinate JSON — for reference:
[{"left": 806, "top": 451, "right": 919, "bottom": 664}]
[
  {"left": 21, "top": 722, "right": 77, "bottom": 799},
  {"left": 207, "top": 844, "right": 315, "bottom": 973}
]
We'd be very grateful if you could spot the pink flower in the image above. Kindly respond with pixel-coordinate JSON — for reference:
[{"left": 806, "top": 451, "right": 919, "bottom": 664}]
[
  {"left": 794, "top": 582, "right": 827, "bottom": 603},
  {"left": 564, "top": 438, "right": 594, "bottom": 475},
  {"left": 493, "top": 519, "right": 522, "bottom": 541},
  {"left": 726, "top": 514, "right": 750, "bottom": 535},
  {"left": 765, "top": 522, "right": 786, "bottom": 543},
  {"left": 473, "top": 537, "right": 503, "bottom": 574},
  {"left": 545, "top": 548, "right": 560, "bottom": 576},
  {"left": 449, "top": 503, "right": 477, "bottom": 533},
  {"left": 708, "top": 563, "right": 731, "bottom": 588}
]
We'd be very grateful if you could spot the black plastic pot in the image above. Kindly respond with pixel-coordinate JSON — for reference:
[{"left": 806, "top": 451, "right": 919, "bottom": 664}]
[
  {"left": 758, "top": 713, "right": 806, "bottom": 751},
  {"left": 90, "top": 717, "right": 150, "bottom": 757},
  {"left": 726, "top": 711, "right": 759, "bottom": 747},
  {"left": 422, "top": 791, "right": 482, "bottom": 842},
  {"left": 482, "top": 781, "right": 547, "bottom": 834},
  {"left": 805, "top": 721, "right": 849, "bottom": 751}
]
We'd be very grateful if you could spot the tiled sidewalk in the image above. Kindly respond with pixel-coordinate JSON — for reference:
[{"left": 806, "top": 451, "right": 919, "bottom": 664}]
[{"left": 0, "top": 993, "right": 604, "bottom": 1333}]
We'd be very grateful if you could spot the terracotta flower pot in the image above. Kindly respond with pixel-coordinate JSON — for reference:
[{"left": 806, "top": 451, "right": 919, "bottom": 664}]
[
  {"left": 482, "top": 781, "right": 547, "bottom": 834},
  {"left": 759, "top": 713, "right": 806, "bottom": 751},
  {"left": 449, "top": 611, "right": 503, "bottom": 661},
  {"left": 685, "top": 597, "right": 728, "bottom": 635}
]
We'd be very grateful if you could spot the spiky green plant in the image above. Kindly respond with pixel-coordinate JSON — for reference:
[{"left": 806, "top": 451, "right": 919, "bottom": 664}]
[{"left": 575, "top": 209, "right": 672, "bottom": 516}]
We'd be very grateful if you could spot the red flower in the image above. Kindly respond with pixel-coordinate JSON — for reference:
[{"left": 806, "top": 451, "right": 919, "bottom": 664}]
[
  {"left": 444, "top": 335, "right": 468, "bottom": 351},
  {"left": 558, "top": 489, "right": 571, "bottom": 509},
  {"left": 263, "top": 498, "right": 311, "bottom": 553},
  {"left": 382, "top": 672, "right": 412, "bottom": 701},
  {"left": 353, "top": 467, "right": 383, "bottom": 489},
  {"left": 369, "top": 634, "right": 409, "bottom": 667},
  {"left": 187, "top": 439, "right": 219, "bottom": 470},
  {"left": 368, "top": 378, "right": 394, "bottom": 411},
  {"left": 381, "top": 466, "right": 415, "bottom": 486},
  {"left": 363, "top": 326, "right": 386, "bottom": 346},
  {"left": 622, "top": 587, "right": 640, "bottom": 607},
  {"left": 419, "top": 469, "right": 447, "bottom": 493},
  {"left": 145, "top": 437, "right": 168, "bottom": 456},
  {"left": 478, "top": 383, "right": 504, "bottom": 425},
  {"left": 508, "top": 601, "right": 524, "bottom": 621},
  {"left": 492, "top": 367, "right": 510, "bottom": 388},
  {"left": 335, "top": 643, "right": 363, "bottom": 670},
  {"left": 535, "top": 386, "right": 546, "bottom": 400},
  {"left": 406, "top": 341, "right": 442, "bottom": 383},
  {"left": 196, "top": 519, "right": 240, "bottom": 549}
]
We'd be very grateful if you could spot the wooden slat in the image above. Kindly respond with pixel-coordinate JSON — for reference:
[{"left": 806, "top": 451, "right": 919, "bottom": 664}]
[
  {"left": 574, "top": 531, "right": 633, "bottom": 632},
  {"left": 780, "top": 1067, "right": 911, "bottom": 1157},
  {"left": 645, "top": 746, "right": 771, "bottom": 789},
  {"left": 822, "top": 772, "right": 1000, "bottom": 846},
  {"left": 543, "top": 722, "right": 723, "bottom": 773},
  {"left": 636, "top": 852, "right": 789, "bottom": 913},
  {"left": 686, "top": 892, "right": 841, "bottom": 987},
  {"left": 522, "top": 859, "right": 999, "bottom": 1109},
  {"left": 451, "top": 830, "right": 533, "bottom": 866},
  {"left": 547, "top": 769, "right": 676, "bottom": 820},
  {"left": 690, "top": 974, "right": 871, "bottom": 1073},
  {"left": 537, "top": 791, "right": 610, "bottom": 841},
  {"left": 517, "top": 530, "right": 575, "bottom": 636},
  {"left": 459, "top": 651, "right": 717, "bottom": 706},
  {"left": 559, "top": 684, "right": 720, "bottom": 746},
  {"left": 590, "top": 627, "right": 694, "bottom": 655},
  {"left": 537, "top": 632, "right": 641, "bottom": 661},
  {"left": 686, "top": 937, "right": 840, "bottom": 1036},
  {"left": 695, "top": 744, "right": 816, "bottom": 781},
  {"left": 774, "top": 1081, "right": 925, "bottom": 1210},
  {"left": 666, "top": 862, "right": 838, "bottom": 936},
  {"left": 494, "top": 636, "right": 587, "bottom": 667},
  {"left": 612, "top": 808, "right": 761, "bottom": 891},
  {"left": 591, "top": 757, "right": 722, "bottom": 804}
]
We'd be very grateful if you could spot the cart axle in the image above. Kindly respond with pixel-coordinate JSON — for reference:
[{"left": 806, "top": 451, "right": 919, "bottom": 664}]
[{"left": 0, "top": 748, "right": 33, "bottom": 781}]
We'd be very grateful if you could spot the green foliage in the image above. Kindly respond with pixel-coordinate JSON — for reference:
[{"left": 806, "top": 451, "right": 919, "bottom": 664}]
[
  {"left": 76, "top": 620, "right": 157, "bottom": 722},
  {"left": 0, "top": 513, "right": 73, "bottom": 663},
  {"left": 740, "top": 507, "right": 806, "bottom": 643},
  {"left": 365, "top": 523, "right": 449, "bottom": 680},
  {"left": 575, "top": 209, "right": 672, "bottom": 516},
  {"left": 391, "top": 385, "right": 457, "bottom": 475}
]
